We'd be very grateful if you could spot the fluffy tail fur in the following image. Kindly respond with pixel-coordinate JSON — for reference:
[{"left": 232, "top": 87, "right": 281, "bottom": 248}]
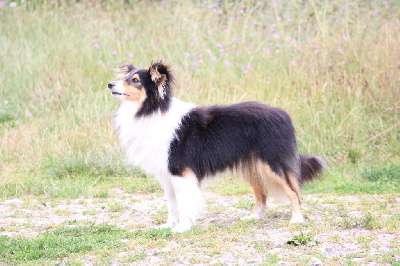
[{"left": 299, "top": 154, "right": 327, "bottom": 186}]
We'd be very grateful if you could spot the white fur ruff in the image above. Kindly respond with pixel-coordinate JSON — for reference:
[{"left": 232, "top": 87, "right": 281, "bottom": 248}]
[{"left": 114, "top": 98, "right": 192, "bottom": 176}]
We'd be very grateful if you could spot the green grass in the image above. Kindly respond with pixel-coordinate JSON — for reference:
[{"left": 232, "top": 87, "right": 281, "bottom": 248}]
[
  {"left": 0, "top": 223, "right": 173, "bottom": 264},
  {"left": 0, "top": 223, "right": 131, "bottom": 263},
  {"left": 0, "top": 0, "right": 399, "bottom": 199}
]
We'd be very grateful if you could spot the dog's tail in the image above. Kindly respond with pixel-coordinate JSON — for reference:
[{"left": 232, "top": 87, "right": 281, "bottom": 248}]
[{"left": 298, "top": 154, "right": 327, "bottom": 186}]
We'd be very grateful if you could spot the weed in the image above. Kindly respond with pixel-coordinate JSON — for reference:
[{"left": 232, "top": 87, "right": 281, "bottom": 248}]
[{"left": 287, "top": 231, "right": 320, "bottom": 247}]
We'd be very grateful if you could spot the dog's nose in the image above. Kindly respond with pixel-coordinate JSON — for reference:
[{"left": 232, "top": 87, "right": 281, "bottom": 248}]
[{"left": 108, "top": 82, "right": 114, "bottom": 89}]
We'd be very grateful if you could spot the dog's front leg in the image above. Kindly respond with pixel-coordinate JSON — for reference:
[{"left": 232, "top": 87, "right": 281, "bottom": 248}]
[
  {"left": 158, "top": 178, "right": 179, "bottom": 229},
  {"left": 171, "top": 173, "right": 204, "bottom": 233}
]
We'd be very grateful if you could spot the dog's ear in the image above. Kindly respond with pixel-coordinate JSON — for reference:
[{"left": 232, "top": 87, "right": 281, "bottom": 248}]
[
  {"left": 114, "top": 63, "right": 135, "bottom": 79},
  {"left": 149, "top": 61, "right": 173, "bottom": 98}
]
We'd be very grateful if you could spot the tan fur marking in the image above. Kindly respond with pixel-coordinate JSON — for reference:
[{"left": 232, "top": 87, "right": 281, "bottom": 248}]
[
  {"left": 149, "top": 67, "right": 161, "bottom": 82},
  {"left": 252, "top": 186, "right": 267, "bottom": 214},
  {"left": 287, "top": 173, "right": 301, "bottom": 199},
  {"left": 181, "top": 168, "right": 200, "bottom": 188},
  {"left": 122, "top": 82, "right": 147, "bottom": 109},
  {"left": 182, "top": 168, "right": 196, "bottom": 179},
  {"left": 132, "top": 74, "right": 140, "bottom": 81},
  {"left": 260, "top": 163, "right": 302, "bottom": 215},
  {"left": 240, "top": 160, "right": 267, "bottom": 215},
  {"left": 150, "top": 66, "right": 167, "bottom": 96}
]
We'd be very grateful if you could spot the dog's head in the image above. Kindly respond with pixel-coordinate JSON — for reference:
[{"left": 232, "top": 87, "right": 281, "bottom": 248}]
[{"left": 108, "top": 61, "right": 174, "bottom": 116}]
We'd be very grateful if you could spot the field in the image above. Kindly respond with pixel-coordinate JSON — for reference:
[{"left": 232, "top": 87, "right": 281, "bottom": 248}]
[{"left": 0, "top": 0, "right": 399, "bottom": 264}]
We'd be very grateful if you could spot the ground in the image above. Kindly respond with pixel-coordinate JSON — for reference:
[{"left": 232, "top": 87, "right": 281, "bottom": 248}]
[{"left": 1, "top": 185, "right": 399, "bottom": 265}]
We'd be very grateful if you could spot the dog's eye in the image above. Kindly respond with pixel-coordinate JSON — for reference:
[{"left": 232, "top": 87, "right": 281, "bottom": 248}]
[{"left": 132, "top": 78, "right": 139, "bottom": 83}]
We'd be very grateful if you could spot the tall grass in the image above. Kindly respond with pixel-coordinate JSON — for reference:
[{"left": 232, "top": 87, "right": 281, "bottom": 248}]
[{"left": 0, "top": 0, "right": 399, "bottom": 198}]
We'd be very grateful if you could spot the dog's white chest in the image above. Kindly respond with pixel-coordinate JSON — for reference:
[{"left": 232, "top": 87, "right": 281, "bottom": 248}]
[{"left": 114, "top": 98, "right": 194, "bottom": 177}]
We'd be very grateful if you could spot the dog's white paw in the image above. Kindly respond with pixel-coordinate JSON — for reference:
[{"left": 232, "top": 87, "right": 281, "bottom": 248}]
[
  {"left": 171, "top": 221, "right": 193, "bottom": 233},
  {"left": 289, "top": 213, "right": 304, "bottom": 224},
  {"left": 157, "top": 222, "right": 176, "bottom": 229}
]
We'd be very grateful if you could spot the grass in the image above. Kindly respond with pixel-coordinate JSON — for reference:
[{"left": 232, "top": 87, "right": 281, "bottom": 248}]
[
  {"left": 0, "top": 0, "right": 399, "bottom": 199},
  {"left": 0, "top": 223, "right": 131, "bottom": 263},
  {"left": 0, "top": 0, "right": 399, "bottom": 264},
  {"left": 0, "top": 223, "right": 172, "bottom": 264}
]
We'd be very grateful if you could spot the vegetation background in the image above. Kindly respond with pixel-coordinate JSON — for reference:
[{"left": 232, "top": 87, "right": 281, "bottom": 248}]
[{"left": 0, "top": 0, "right": 399, "bottom": 264}]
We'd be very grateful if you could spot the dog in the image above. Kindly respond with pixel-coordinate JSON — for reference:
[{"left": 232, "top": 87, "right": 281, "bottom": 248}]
[{"left": 107, "top": 61, "right": 326, "bottom": 233}]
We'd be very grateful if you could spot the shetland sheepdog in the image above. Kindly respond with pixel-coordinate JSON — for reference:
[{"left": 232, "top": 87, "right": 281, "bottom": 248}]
[{"left": 108, "top": 61, "right": 326, "bottom": 233}]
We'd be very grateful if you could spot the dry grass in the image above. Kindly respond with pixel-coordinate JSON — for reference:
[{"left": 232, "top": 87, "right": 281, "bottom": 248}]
[{"left": 0, "top": 1, "right": 399, "bottom": 195}]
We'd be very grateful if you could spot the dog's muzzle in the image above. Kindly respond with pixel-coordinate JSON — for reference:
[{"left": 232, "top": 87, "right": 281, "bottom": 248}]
[{"left": 108, "top": 82, "right": 129, "bottom": 96}]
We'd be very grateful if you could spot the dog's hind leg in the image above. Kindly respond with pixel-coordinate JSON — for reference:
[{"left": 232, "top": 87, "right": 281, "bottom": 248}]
[
  {"left": 240, "top": 162, "right": 267, "bottom": 220},
  {"left": 241, "top": 184, "right": 267, "bottom": 220},
  {"left": 171, "top": 169, "right": 204, "bottom": 233},
  {"left": 285, "top": 172, "right": 304, "bottom": 223},
  {"left": 261, "top": 163, "right": 304, "bottom": 224}
]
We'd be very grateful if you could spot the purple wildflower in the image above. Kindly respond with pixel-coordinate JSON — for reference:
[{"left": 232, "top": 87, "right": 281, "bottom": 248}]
[
  {"left": 93, "top": 43, "right": 99, "bottom": 49},
  {"left": 129, "top": 53, "right": 134, "bottom": 58},
  {"left": 25, "top": 110, "right": 32, "bottom": 117},
  {"left": 3, "top": 100, "right": 8, "bottom": 105},
  {"left": 112, "top": 51, "right": 117, "bottom": 55}
]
